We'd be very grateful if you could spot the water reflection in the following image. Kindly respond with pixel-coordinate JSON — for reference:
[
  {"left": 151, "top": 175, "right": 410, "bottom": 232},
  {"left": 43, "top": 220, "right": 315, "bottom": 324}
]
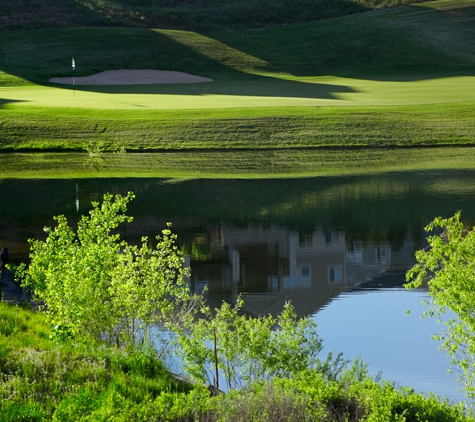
[
  {"left": 2, "top": 170, "right": 475, "bottom": 401},
  {"left": 188, "top": 222, "right": 416, "bottom": 318},
  {"left": 2, "top": 170, "right": 475, "bottom": 316}
]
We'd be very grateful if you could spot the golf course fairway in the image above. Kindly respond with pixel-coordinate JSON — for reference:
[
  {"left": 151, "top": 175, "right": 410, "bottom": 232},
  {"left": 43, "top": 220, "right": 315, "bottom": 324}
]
[{"left": 1, "top": 0, "right": 474, "bottom": 177}]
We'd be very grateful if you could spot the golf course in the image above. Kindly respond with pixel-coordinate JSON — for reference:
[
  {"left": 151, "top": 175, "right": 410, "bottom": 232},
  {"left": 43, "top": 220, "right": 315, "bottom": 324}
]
[
  {"left": 1, "top": 0, "right": 475, "bottom": 177},
  {"left": 5, "top": 3, "right": 475, "bottom": 420}
]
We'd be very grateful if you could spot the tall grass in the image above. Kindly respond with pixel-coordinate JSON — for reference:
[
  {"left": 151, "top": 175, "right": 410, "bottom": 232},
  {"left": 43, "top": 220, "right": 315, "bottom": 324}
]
[
  {"left": 0, "top": 302, "right": 191, "bottom": 421},
  {"left": 1, "top": 297, "right": 472, "bottom": 421}
]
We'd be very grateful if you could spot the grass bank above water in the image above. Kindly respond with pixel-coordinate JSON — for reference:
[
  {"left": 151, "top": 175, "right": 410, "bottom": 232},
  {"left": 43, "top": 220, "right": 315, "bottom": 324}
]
[
  {"left": 1, "top": 102, "right": 475, "bottom": 152},
  {"left": 0, "top": 0, "right": 473, "bottom": 180}
]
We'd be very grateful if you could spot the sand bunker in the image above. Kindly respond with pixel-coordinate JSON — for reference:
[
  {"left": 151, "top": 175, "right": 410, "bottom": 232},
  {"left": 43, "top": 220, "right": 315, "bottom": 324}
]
[{"left": 49, "top": 69, "right": 213, "bottom": 85}]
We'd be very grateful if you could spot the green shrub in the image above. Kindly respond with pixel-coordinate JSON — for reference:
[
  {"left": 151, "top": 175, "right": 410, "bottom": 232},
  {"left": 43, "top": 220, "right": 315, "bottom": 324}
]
[{"left": 0, "top": 302, "right": 472, "bottom": 421}]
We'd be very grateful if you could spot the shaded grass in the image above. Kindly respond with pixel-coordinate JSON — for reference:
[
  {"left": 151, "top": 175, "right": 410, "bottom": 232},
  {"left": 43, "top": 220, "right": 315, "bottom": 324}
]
[
  {"left": 0, "top": 0, "right": 420, "bottom": 31},
  {"left": 1, "top": 1, "right": 474, "bottom": 86},
  {"left": 2, "top": 147, "right": 475, "bottom": 179}
]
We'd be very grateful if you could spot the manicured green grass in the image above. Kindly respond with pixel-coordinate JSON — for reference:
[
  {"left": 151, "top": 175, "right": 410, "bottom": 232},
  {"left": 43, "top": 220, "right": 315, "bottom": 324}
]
[
  {"left": 2, "top": 0, "right": 475, "bottom": 84},
  {"left": 2, "top": 1, "right": 475, "bottom": 86},
  {"left": 0, "top": 0, "right": 474, "bottom": 162},
  {"left": 2, "top": 75, "right": 475, "bottom": 109},
  {"left": 1, "top": 102, "right": 475, "bottom": 152}
]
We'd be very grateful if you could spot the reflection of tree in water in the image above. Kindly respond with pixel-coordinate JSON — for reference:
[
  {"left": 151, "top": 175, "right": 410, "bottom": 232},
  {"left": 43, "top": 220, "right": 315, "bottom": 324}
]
[
  {"left": 3, "top": 170, "right": 475, "bottom": 262},
  {"left": 343, "top": 223, "right": 408, "bottom": 252},
  {"left": 84, "top": 153, "right": 106, "bottom": 170}
]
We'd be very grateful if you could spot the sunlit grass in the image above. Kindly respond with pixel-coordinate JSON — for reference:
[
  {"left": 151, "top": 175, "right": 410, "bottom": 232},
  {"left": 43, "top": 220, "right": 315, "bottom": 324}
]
[
  {"left": 2, "top": 75, "right": 475, "bottom": 110},
  {"left": 1, "top": 102, "right": 475, "bottom": 152},
  {"left": 0, "top": 302, "right": 190, "bottom": 420},
  {"left": 0, "top": 0, "right": 474, "bottom": 156}
]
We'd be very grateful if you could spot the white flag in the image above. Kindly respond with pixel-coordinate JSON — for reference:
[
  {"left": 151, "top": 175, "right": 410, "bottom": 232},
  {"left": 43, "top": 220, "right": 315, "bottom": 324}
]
[{"left": 72, "top": 57, "right": 76, "bottom": 71}]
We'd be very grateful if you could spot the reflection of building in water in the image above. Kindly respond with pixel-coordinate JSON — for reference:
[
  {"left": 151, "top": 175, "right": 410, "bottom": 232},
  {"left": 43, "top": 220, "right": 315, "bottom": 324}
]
[
  {"left": 187, "top": 224, "right": 416, "bottom": 317},
  {"left": 345, "top": 237, "right": 414, "bottom": 289},
  {"left": 188, "top": 224, "right": 347, "bottom": 316}
]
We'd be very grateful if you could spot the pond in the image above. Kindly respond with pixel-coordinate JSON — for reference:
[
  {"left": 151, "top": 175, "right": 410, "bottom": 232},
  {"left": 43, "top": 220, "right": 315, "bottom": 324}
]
[{"left": 1, "top": 169, "right": 475, "bottom": 403}]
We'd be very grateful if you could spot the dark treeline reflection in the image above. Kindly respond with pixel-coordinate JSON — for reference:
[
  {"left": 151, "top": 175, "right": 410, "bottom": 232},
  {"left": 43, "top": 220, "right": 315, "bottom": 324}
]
[{"left": 2, "top": 170, "right": 475, "bottom": 315}]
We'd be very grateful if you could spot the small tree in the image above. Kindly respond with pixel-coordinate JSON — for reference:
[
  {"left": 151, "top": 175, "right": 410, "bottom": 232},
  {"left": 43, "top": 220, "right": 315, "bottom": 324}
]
[
  {"left": 406, "top": 211, "right": 475, "bottom": 398},
  {"left": 18, "top": 192, "right": 203, "bottom": 353},
  {"left": 177, "top": 297, "right": 334, "bottom": 391}
]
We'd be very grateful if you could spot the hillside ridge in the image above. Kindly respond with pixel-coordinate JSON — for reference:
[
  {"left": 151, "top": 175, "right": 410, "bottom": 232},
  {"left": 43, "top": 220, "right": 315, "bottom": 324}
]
[{"left": 0, "top": 0, "right": 422, "bottom": 30}]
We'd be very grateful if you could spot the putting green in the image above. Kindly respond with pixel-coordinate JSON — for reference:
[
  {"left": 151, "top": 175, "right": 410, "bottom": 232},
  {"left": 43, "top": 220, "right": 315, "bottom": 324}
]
[{"left": 1, "top": 74, "right": 474, "bottom": 110}]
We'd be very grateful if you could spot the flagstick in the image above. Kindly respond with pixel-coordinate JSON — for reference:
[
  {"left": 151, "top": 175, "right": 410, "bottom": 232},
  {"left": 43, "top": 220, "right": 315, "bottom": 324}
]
[{"left": 72, "top": 56, "right": 76, "bottom": 98}]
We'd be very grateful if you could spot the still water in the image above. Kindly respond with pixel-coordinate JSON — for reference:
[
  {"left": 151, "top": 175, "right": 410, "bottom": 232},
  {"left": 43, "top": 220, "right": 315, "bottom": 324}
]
[{"left": 2, "top": 170, "right": 475, "bottom": 402}]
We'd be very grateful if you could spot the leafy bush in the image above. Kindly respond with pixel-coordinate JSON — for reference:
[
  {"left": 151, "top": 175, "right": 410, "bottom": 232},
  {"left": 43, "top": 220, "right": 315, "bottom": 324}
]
[
  {"left": 1, "top": 262, "right": 473, "bottom": 421},
  {"left": 178, "top": 296, "right": 346, "bottom": 391},
  {"left": 18, "top": 192, "right": 204, "bottom": 354},
  {"left": 406, "top": 212, "right": 475, "bottom": 399},
  {"left": 2, "top": 201, "right": 473, "bottom": 420}
]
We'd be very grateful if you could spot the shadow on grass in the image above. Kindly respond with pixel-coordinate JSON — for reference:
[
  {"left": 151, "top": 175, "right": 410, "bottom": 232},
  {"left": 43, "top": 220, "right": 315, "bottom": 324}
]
[
  {"left": 55, "top": 77, "right": 357, "bottom": 100},
  {"left": 0, "top": 99, "right": 28, "bottom": 108},
  {"left": 212, "top": 3, "right": 475, "bottom": 80},
  {"left": 1, "top": 2, "right": 474, "bottom": 96},
  {"left": 0, "top": 0, "right": 374, "bottom": 31},
  {"left": 1, "top": 25, "right": 359, "bottom": 100}
]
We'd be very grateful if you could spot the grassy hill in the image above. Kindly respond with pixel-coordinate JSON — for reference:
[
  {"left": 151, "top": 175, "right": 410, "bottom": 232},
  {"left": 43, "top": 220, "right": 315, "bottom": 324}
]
[
  {"left": 0, "top": 0, "right": 474, "bottom": 176},
  {"left": 0, "top": 0, "right": 420, "bottom": 31},
  {"left": 2, "top": 0, "right": 475, "bottom": 85}
]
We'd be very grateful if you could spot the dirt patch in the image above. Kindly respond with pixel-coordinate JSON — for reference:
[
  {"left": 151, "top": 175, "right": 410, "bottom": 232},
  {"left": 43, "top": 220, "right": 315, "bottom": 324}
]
[{"left": 49, "top": 69, "right": 213, "bottom": 85}]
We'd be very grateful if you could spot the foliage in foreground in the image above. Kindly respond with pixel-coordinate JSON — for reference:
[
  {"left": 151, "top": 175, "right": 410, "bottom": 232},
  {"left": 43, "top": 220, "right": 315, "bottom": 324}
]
[
  {"left": 17, "top": 192, "right": 205, "bottom": 353},
  {"left": 178, "top": 297, "right": 346, "bottom": 391},
  {"left": 6, "top": 193, "right": 473, "bottom": 420},
  {"left": 15, "top": 192, "right": 336, "bottom": 393},
  {"left": 406, "top": 212, "right": 475, "bottom": 399},
  {"left": 1, "top": 303, "right": 472, "bottom": 422},
  {"left": 0, "top": 302, "right": 191, "bottom": 421}
]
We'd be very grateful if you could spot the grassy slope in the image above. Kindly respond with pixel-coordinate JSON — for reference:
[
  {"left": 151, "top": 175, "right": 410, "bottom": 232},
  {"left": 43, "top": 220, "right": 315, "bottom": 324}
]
[
  {"left": 0, "top": 0, "right": 474, "bottom": 175},
  {"left": 0, "top": 0, "right": 419, "bottom": 31},
  {"left": 1, "top": 305, "right": 472, "bottom": 420},
  {"left": 0, "top": 303, "right": 194, "bottom": 420}
]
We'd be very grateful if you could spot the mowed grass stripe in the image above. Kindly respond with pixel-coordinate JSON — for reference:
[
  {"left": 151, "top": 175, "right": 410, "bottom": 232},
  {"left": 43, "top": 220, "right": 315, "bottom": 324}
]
[
  {"left": 2, "top": 103, "right": 475, "bottom": 151},
  {"left": 2, "top": 74, "right": 475, "bottom": 109}
]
